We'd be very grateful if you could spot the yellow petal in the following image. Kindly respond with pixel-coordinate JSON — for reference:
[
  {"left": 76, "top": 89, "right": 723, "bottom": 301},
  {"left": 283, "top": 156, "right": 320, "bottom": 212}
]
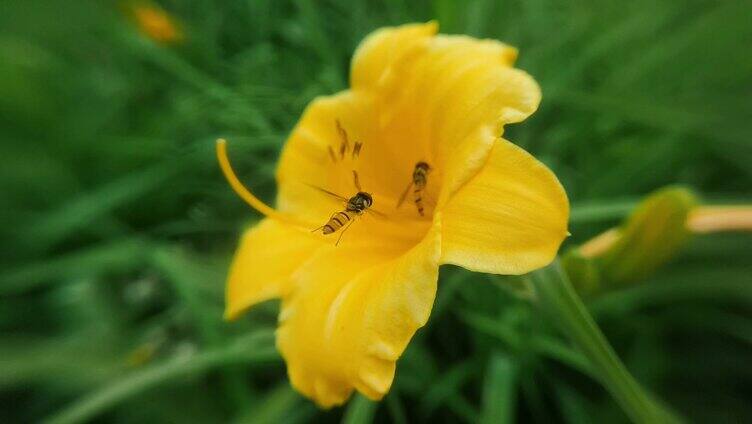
[
  {"left": 350, "top": 22, "right": 439, "bottom": 90},
  {"left": 225, "top": 218, "right": 322, "bottom": 320},
  {"left": 275, "top": 90, "right": 379, "bottom": 223},
  {"left": 440, "top": 137, "right": 569, "bottom": 275},
  {"left": 276, "top": 225, "right": 441, "bottom": 407},
  {"left": 276, "top": 23, "right": 538, "bottom": 226},
  {"left": 370, "top": 28, "right": 539, "bottom": 206}
]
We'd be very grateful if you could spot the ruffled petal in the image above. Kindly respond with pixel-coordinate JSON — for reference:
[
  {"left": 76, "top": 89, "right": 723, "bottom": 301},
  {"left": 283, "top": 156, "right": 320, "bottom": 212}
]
[
  {"left": 276, "top": 224, "right": 441, "bottom": 407},
  {"left": 439, "top": 138, "right": 569, "bottom": 275},
  {"left": 225, "top": 218, "right": 323, "bottom": 320},
  {"left": 367, "top": 27, "right": 540, "bottom": 208},
  {"left": 350, "top": 22, "right": 438, "bottom": 90},
  {"left": 276, "top": 23, "right": 540, "bottom": 226}
]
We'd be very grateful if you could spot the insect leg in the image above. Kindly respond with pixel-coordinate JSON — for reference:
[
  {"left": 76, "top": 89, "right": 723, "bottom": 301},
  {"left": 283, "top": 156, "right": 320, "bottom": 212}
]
[
  {"left": 396, "top": 181, "right": 413, "bottom": 208},
  {"left": 311, "top": 212, "right": 338, "bottom": 233},
  {"left": 335, "top": 218, "right": 355, "bottom": 246}
]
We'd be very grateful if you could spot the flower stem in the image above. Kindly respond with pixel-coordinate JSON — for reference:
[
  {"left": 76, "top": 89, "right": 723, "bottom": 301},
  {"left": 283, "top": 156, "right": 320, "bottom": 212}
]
[{"left": 529, "top": 260, "right": 683, "bottom": 424}]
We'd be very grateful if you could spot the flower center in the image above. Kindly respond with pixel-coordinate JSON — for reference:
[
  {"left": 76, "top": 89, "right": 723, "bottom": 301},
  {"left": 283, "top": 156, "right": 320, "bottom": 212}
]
[{"left": 218, "top": 136, "right": 435, "bottom": 251}]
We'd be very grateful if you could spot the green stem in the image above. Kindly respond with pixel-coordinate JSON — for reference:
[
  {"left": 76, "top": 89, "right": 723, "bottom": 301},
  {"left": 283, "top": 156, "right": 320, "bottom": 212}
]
[{"left": 529, "top": 261, "right": 682, "bottom": 424}]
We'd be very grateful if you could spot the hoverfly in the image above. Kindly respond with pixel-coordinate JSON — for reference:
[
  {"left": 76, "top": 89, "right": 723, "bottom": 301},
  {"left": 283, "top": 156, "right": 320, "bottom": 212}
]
[
  {"left": 396, "top": 161, "right": 431, "bottom": 216},
  {"left": 310, "top": 170, "right": 384, "bottom": 245}
]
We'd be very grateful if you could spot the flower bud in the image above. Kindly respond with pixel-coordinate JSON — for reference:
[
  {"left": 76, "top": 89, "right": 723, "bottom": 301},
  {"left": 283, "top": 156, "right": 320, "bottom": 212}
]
[{"left": 597, "top": 186, "right": 698, "bottom": 285}]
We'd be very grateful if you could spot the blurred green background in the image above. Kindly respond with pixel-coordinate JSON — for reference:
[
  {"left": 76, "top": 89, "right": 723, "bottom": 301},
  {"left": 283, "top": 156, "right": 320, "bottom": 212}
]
[{"left": 2, "top": 0, "right": 751, "bottom": 422}]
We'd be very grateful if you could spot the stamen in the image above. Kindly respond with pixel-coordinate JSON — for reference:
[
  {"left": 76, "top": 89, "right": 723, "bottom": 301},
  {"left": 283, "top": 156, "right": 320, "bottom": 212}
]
[
  {"left": 336, "top": 119, "right": 350, "bottom": 158},
  {"left": 352, "top": 141, "right": 363, "bottom": 158},
  {"left": 216, "top": 139, "right": 304, "bottom": 228}
]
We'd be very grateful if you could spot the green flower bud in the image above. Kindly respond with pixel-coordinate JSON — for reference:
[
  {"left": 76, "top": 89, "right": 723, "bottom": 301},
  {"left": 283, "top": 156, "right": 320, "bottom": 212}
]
[{"left": 597, "top": 186, "right": 698, "bottom": 285}]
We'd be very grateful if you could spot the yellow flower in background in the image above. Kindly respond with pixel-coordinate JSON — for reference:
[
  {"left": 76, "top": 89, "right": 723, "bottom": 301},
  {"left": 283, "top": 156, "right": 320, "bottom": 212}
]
[
  {"left": 218, "top": 22, "right": 569, "bottom": 407},
  {"left": 128, "top": 2, "right": 183, "bottom": 44}
]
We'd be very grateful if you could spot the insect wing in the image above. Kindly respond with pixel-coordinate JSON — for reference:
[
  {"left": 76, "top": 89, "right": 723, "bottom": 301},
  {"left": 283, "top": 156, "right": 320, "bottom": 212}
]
[
  {"left": 305, "top": 183, "right": 349, "bottom": 202},
  {"left": 366, "top": 207, "right": 389, "bottom": 219}
]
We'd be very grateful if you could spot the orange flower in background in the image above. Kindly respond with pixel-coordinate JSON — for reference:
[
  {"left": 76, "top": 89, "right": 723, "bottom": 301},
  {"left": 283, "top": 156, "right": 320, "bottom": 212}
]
[
  {"left": 218, "top": 22, "right": 569, "bottom": 407},
  {"left": 129, "top": 2, "right": 183, "bottom": 44}
]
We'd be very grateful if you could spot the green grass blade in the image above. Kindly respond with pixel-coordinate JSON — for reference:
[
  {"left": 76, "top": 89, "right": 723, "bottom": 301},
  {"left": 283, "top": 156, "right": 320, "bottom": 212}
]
[
  {"left": 21, "top": 162, "right": 180, "bottom": 252},
  {"left": 480, "top": 353, "right": 518, "bottom": 424},
  {"left": 235, "top": 384, "right": 304, "bottom": 424},
  {"left": 569, "top": 199, "right": 637, "bottom": 224},
  {"left": 384, "top": 392, "right": 408, "bottom": 424},
  {"left": 0, "top": 237, "right": 151, "bottom": 295},
  {"left": 44, "top": 331, "right": 277, "bottom": 424}
]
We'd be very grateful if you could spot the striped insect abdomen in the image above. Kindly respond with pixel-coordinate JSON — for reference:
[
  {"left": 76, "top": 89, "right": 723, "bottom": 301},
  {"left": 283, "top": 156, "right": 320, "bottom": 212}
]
[
  {"left": 413, "top": 171, "right": 428, "bottom": 216},
  {"left": 322, "top": 210, "right": 352, "bottom": 234}
]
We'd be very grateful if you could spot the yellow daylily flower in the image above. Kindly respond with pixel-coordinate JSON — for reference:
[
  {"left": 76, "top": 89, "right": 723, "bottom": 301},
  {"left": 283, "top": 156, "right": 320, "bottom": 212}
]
[{"left": 219, "top": 22, "right": 569, "bottom": 407}]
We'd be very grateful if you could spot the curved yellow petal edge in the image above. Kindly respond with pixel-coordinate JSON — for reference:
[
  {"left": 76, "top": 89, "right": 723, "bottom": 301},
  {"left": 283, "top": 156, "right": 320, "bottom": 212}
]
[
  {"left": 220, "top": 22, "right": 569, "bottom": 408},
  {"left": 276, "top": 223, "right": 441, "bottom": 407},
  {"left": 350, "top": 21, "right": 439, "bottom": 90},
  {"left": 224, "top": 219, "right": 322, "bottom": 320},
  {"left": 440, "top": 137, "right": 570, "bottom": 275},
  {"left": 356, "top": 24, "right": 541, "bottom": 205}
]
